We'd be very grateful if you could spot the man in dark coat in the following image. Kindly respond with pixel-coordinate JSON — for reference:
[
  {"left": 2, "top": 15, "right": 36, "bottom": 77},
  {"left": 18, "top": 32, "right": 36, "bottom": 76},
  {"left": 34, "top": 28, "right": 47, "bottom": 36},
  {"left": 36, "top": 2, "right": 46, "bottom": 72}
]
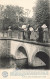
[
  {"left": 27, "top": 24, "right": 31, "bottom": 40},
  {"left": 38, "top": 26, "right": 43, "bottom": 42}
]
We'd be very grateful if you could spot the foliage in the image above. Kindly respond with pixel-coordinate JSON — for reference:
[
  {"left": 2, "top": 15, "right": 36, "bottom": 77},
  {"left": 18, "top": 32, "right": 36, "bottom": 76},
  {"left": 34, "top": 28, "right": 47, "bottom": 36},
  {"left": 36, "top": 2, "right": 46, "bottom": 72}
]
[
  {"left": 0, "top": 5, "right": 33, "bottom": 30},
  {"left": 33, "top": 0, "right": 49, "bottom": 29},
  {"left": 2, "top": 5, "right": 24, "bottom": 30}
]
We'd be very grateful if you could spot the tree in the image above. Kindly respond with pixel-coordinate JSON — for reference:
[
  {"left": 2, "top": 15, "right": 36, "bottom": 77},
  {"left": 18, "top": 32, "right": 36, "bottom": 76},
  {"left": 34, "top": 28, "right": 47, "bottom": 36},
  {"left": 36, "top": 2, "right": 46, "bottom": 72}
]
[
  {"left": 23, "top": 9, "right": 30, "bottom": 23},
  {"left": 15, "top": 6, "right": 24, "bottom": 22},
  {"left": 3, "top": 5, "right": 24, "bottom": 29},
  {"left": 0, "top": 5, "right": 4, "bottom": 19},
  {"left": 0, "top": 5, "right": 5, "bottom": 30},
  {"left": 3, "top": 5, "right": 24, "bottom": 22},
  {"left": 34, "top": 0, "right": 49, "bottom": 29},
  {"left": 3, "top": 5, "right": 16, "bottom": 20}
]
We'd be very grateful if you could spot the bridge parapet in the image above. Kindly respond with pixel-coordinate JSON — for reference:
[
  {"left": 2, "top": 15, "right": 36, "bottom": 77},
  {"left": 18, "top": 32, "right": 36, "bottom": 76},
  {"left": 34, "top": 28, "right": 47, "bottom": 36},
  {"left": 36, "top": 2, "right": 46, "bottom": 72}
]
[{"left": 0, "top": 38, "right": 50, "bottom": 67}]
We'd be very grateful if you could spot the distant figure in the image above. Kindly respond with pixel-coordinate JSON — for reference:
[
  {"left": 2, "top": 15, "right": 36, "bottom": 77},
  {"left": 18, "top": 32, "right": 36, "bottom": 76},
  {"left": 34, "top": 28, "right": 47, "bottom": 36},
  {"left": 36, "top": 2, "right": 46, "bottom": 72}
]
[
  {"left": 22, "top": 24, "right": 33, "bottom": 40},
  {"left": 8, "top": 26, "right": 12, "bottom": 37},
  {"left": 41, "top": 24, "right": 48, "bottom": 42},
  {"left": 22, "top": 25, "right": 27, "bottom": 39},
  {"left": 38, "top": 26, "right": 43, "bottom": 42},
  {"left": 27, "top": 24, "right": 31, "bottom": 40}
]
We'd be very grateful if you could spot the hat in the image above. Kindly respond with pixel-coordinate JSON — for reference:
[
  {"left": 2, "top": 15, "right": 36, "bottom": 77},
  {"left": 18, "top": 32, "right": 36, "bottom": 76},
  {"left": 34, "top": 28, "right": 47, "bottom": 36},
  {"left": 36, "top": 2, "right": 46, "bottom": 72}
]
[
  {"left": 8, "top": 26, "right": 11, "bottom": 29},
  {"left": 29, "top": 27, "right": 33, "bottom": 31},
  {"left": 41, "top": 24, "right": 47, "bottom": 28},
  {"left": 22, "top": 25, "right": 26, "bottom": 29}
]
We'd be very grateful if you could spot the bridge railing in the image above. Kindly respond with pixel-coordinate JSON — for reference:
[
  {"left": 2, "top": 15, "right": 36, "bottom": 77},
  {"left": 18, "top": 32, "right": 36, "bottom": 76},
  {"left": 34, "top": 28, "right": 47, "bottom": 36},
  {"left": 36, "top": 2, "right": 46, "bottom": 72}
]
[
  {"left": 0, "top": 30, "right": 23, "bottom": 39},
  {"left": 0, "top": 30, "right": 50, "bottom": 43},
  {"left": 0, "top": 30, "right": 38, "bottom": 40}
]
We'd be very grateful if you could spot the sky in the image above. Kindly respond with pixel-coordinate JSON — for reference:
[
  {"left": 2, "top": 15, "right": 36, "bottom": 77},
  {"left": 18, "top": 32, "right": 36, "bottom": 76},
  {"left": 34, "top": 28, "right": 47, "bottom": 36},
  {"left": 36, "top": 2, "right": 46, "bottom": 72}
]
[{"left": 0, "top": 0, "right": 37, "bottom": 17}]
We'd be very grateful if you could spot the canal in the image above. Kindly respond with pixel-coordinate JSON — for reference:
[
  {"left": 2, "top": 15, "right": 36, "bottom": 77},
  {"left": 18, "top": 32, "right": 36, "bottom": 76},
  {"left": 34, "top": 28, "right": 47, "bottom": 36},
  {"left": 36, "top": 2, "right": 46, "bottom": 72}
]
[
  {"left": 0, "top": 39, "right": 49, "bottom": 69},
  {"left": 0, "top": 56, "right": 48, "bottom": 69}
]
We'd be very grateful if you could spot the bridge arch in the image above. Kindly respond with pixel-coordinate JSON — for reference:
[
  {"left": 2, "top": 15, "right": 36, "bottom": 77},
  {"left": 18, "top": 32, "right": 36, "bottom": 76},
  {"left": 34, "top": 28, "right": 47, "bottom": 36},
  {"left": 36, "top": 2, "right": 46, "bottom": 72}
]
[
  {"left": 36, "top": 51, "right": 49, "bottom": 63},
  {"left": 15, "top": 46, "right": 28, "bottom": 59},
  {"left": 32, "top": 51, "right": 49, "bottom": 68},
  {"left": 15, "top": 46, "right": 28, "bottom": 68}
]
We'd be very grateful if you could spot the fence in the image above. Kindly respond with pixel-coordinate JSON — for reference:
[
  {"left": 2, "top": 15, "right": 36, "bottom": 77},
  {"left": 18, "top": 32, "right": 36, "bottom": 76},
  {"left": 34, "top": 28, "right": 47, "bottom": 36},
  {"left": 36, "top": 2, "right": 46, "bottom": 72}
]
[
  {"left": 0, "top": 30, "right": 24, "bottom": 39},
  {"left": 0, "top": 30, "right": 50, "bottom": 42}
]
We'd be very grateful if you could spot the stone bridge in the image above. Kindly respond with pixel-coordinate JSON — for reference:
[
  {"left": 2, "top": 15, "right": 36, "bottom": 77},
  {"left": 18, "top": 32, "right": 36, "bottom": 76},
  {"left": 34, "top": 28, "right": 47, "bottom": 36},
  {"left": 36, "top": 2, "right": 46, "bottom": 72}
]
[{"left": 0, "top": 38, "right": 50, "bottom": 67}]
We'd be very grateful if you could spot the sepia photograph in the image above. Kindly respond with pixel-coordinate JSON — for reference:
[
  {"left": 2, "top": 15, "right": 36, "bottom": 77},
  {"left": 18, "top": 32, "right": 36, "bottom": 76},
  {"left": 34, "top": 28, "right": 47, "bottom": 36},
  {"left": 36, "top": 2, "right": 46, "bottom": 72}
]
[{"left": 0, "top": 0, "right": 50, "bottom": 72}]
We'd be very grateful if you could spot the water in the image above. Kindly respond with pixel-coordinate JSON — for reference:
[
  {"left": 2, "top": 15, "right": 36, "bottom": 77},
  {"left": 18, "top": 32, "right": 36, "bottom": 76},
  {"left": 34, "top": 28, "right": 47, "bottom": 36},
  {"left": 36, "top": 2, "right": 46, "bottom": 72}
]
[
  {"left": 0, "top": 39, "right": 49, "bottom": 69},
  {"left": 0, "top": 57, "right": 28, "bottom": 69},
  {"left": 0, "top": 57, "right": 49, "bottom": 69}
]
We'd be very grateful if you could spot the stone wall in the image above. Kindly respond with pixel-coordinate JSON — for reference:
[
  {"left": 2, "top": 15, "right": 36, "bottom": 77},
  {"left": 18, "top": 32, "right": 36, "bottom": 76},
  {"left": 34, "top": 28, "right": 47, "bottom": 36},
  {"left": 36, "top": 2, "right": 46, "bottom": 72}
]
[{"left": 0, "top": 40, "right": 10, "bottom": 57}]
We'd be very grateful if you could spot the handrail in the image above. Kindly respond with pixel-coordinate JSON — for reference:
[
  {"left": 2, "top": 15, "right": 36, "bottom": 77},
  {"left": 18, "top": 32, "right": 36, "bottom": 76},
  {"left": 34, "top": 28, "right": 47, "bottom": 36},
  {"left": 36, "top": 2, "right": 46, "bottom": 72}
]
[{"left": 0, "top": 38, "right": 50, "bottom": 47}]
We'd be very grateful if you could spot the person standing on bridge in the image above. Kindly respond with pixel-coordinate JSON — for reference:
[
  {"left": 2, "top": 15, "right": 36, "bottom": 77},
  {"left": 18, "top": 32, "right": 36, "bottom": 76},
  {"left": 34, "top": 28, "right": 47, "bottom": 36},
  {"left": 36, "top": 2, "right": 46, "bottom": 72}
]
[
  {"left": 27, "top": 24, "right": 33, "bottom": 40},
  {"left": 27, "top": 24, "right": 31, "bottom": 40},
  {"left": 41, "top": 24, "right": 48, "bottom": 42},
  {"left": 38, "top": 26, "right": 43, "bottom": 42},
  {"left": 22, "top": 24, "right": 27, "bottom": 39},
  {"left": 22, "top": 24, "right": 33, "bottom": 40}
]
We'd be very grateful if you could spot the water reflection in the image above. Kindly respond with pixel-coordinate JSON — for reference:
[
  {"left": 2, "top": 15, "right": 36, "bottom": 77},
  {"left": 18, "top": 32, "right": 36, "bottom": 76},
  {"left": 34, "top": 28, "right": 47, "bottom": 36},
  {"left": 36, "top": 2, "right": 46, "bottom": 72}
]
[
  {"left": 0, "top": 57, "right": 49, "bottom": 69},
  {"left": 0, "top": 57, "right": 28, "bottom": 69}
]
